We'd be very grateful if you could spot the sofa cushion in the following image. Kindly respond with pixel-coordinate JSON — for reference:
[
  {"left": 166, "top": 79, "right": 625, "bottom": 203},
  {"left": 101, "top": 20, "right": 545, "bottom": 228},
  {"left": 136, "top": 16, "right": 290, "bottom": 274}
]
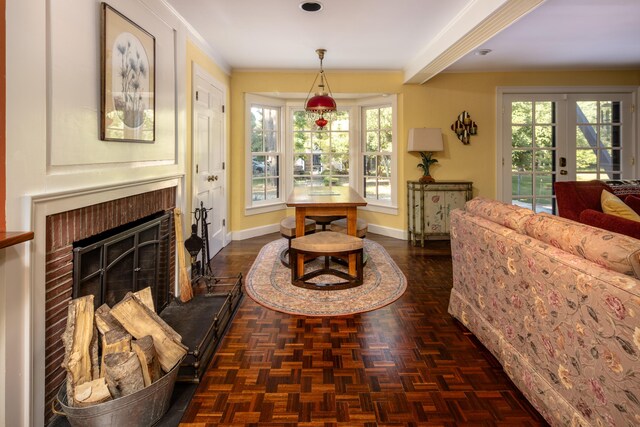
[
  {"left": 464, "top": 197, "right": 535, "bottom": 234},
  {"left": 624, "top": 194, "right": 640, "bottom": 215},
  {"left": 579, "top": 209, "right": 640, "bottom": 241},
  {"left": 601, "top": 190, "right": 640, "bottom": 222},
  {"left": 524, "top": 212, "right": 640, "bottom": 279}
]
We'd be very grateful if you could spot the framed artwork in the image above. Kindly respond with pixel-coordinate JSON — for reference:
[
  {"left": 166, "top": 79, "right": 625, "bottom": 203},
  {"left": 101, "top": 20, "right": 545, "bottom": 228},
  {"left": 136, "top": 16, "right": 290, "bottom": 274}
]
[{"left": 101, "top": 3, "right": 155, "bottom": 142}]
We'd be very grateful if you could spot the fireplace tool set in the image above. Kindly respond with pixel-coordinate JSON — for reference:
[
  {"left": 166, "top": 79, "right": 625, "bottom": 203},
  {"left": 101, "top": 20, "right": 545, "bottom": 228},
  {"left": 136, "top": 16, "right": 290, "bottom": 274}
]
[{"left": 184, "top": 201, "right": 220, "bottom": 293}]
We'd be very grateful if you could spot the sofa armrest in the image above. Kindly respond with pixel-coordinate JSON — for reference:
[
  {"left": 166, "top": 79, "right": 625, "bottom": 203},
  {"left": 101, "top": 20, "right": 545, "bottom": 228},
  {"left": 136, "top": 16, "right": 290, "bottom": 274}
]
[{"left": 579, "top": 209, "right": 640, "bottom": 240}]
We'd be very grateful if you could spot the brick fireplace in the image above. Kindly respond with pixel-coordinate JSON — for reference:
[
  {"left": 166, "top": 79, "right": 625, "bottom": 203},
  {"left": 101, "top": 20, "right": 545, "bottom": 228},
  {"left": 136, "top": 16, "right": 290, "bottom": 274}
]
[{"left": 43, "top": 186, "right": 176, "bottom": 423}]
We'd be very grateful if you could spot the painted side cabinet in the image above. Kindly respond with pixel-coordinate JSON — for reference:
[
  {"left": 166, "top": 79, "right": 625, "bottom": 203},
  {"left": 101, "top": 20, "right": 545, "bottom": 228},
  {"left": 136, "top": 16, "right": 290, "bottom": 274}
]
[{"left": 407, "top": 181, "right": 473, "bottom": 246}]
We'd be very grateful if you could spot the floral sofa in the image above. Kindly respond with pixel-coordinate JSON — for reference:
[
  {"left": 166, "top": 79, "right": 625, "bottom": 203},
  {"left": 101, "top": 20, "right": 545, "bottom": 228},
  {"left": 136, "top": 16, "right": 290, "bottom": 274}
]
[{"left": 448, "top": 197, "right": 640, "bottom": 426}]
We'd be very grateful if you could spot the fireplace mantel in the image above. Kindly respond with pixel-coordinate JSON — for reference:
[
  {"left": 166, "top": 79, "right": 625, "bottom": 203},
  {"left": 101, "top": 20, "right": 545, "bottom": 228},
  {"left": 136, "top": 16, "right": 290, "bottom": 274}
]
[{"left": 0, "top": 231, "right": 34, "bottom": 249}]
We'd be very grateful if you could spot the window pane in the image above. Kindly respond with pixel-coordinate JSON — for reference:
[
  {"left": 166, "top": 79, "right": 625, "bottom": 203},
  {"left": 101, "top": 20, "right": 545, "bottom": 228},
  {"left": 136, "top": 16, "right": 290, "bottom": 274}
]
[
  {"left": 535, "top": 150, "right": 554, "bottom": 172},
  {"left": 600, "top": 125, "right": 612, "bottom": 147},
  {"left": 577, "top": 101, "right": 597, "bottom": 123},
  {"left": 333, "top": 132, "right": 349, "bottom": 152},
  {"left": 576, "top": 149, "right": 597, "bottom": 172},
  {"left": 380, "top": 131, "right": 393, "bottom": 152},
  {"left": 512, "top": 197, "right": 533, "bottom": 211},
  {"left": 535, "top": 175, "right": 553, "bottom": 197},
  {"left": 380, "top": 107, "right": 392, "bottom": 129},
  {"left": 378, "top": 155, "right": 391, "bottom": 177},
  {"left": 365, "top": 177, "right": 377, "bottom": 198},
  {"left": 331, "top": 154, "right": 349, "bottom": 175},
  {"left": 366, "top": 132, "right": 379, "bottom": 152},
  {"left": 252, "top": 155, "right": 265, "bottom": 176},
  {"left": 512, "top": 150, "right": 533, "bottom": 172},
  {"left": 577, "top": 125, "right": 597, "bottom": 148},
  {"left": 331, "top": 111, "right": 349, "bottom": 131},
  {"left": 377, "top": 178, "right": 391, "bottom": 201},
  {"left": 512, "top": 102, "right": 532, "bottom": 124},
  {"left": 512, "top": 126, "right": 532, "bottom": 147},
  {"left": 535, "top": 102, "right": 553, "bottom": 124},
  {"left": 251, "top": 132, "right": 263, "bottom": 152},
  {"left": 266, "top": 155, "right": 279, "bottom": 176},
  {"left": 251, "top": 108, "right": 263, "bottom": 130},
  {"left": 293, "top": 111, "right": 309, "bottom": 131},
  {"left": 264, "top": 108, "right": 277, "bottom": 131},
  {"left": 365, "top": 109, "right": 378, "bottom": 129},
  {"left": 294, "top": 131, "right": 311, "bottom": 152},
  {"left": 535, "top": 198, "right": 553, "bottom": 214},
  {"left": 364, "top": 155, "right": 377, "bottom": 176},
  {"left": 265, "top": 131, "right": 277, "bottom": 152},
  {"left": 512, "top": 174, "right": 533, "bottom": 197},
  {"left": 535, "top": 126, "right": 554, "bottom": 148},
  {"left": 265, "top": 178, "right": 279, "bottom": 200},
  {"left": 252, "top": 178, "right": 265, "bottom": 201}
]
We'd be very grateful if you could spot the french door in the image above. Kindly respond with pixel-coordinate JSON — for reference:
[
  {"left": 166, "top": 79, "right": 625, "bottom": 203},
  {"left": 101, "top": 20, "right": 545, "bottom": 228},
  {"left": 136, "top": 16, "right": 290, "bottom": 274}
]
[{"left": 501, "top": 90, "right": 634, "bottom": 213}]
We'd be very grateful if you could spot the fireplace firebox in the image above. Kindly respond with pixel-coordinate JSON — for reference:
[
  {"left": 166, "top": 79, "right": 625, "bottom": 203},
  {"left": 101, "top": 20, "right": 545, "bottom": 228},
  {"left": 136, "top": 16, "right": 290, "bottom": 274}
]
[{"left": 72, "top": 212, "right": 172, "bottom": 311}]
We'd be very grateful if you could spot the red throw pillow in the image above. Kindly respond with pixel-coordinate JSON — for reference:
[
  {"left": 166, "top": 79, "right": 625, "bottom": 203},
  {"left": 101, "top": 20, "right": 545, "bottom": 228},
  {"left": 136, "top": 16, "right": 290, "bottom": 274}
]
[{"left": 625, "top": 195, "right": 640, "bottom": 215}]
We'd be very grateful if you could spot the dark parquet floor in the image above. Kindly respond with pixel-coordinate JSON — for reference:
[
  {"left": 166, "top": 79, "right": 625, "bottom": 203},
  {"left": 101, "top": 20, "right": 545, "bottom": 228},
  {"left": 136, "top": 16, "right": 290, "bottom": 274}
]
[{"left": 180, "top": 233, "right": 549, "bottom": 426}]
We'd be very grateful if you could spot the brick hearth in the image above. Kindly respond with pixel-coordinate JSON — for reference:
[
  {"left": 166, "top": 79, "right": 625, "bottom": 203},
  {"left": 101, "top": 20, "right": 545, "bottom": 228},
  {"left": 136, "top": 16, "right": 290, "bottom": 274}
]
[{"left": 43, "top": 187, "right": 176, "bottom": 424}]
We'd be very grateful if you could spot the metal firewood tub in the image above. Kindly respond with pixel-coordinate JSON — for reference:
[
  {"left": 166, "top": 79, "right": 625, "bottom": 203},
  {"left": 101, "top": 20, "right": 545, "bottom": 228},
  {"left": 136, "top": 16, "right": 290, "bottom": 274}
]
[{"left": 53, "top": 356, "right": 183, "bottom": 427}]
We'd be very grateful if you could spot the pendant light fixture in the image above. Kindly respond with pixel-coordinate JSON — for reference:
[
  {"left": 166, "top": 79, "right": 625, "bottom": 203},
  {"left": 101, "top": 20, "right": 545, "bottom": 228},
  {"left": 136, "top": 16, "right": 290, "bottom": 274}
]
[{"left": 304, "top": 48, "right": 336, "bottom": 129}]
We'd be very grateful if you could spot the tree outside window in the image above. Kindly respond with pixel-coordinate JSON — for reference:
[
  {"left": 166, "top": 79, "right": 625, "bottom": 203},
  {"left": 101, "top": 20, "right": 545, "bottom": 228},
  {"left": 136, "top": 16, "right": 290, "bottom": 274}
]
[{"left": 292, "top": 110, "right": 350, "bottom": 188}]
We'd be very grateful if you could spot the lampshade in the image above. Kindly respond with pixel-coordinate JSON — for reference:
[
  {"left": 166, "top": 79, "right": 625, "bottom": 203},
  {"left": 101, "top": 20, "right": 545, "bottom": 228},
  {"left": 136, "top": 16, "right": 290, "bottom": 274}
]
[
  {"left": 304, "top": 49, "right": 337, "bottom": 129},
  {"left": 407, "top": 128, "right": 444, "bottom": 152}
]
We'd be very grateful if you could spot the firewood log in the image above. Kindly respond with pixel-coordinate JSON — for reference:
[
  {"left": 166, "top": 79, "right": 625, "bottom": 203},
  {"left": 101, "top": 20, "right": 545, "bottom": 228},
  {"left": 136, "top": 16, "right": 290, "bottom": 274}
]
[
  {"left": 95, "top": 304, "right": 125, "bottom": 335},
  {"left": 61, "top": 295, "right": 98, "bottom": 406},
  {"left": 110, "top": 293, "right": 187, "bottom": 372},
  {"left": 100, "top": 329, "right": 132, "bottom": 377},
  {"left": 74, "top": 377, "right": 112, "bottom": 407},
  {"left": 103, "top": 351, "right": 145, "bottom": 398},
  {"left": 132, "top": 336, "right": 161, "bottom": 386},
  {"left": 134, "top": 287, "right": 155, "bottom": 312}
]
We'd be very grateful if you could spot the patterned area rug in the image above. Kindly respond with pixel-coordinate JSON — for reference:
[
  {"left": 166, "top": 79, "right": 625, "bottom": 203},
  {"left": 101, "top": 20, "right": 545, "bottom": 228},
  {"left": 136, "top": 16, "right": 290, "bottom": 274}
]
[{"left": 245, "top": 238, "right": 407, "bottom": 316}]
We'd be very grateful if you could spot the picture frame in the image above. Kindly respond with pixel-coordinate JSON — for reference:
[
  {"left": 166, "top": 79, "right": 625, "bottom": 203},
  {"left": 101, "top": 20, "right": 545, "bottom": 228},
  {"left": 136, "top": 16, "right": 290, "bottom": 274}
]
[{"left": 101, "top": 3, "right": 155, "bottom": 142}]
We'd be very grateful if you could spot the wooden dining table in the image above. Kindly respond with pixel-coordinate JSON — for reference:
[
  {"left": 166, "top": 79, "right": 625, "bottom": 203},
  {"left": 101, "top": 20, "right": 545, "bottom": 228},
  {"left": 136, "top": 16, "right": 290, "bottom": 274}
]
[
  {"left": 286, "top": 186, "right": 367, "bottom": 277},
  {"left": 286, "top": 186, "right": 367, "bottom": 237}
]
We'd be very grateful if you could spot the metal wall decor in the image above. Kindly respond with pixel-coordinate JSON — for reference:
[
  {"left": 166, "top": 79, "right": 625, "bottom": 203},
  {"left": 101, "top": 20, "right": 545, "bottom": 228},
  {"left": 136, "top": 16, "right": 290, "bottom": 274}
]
[{"left": 450, "top": 111, "right": 477, "bottom": 144}]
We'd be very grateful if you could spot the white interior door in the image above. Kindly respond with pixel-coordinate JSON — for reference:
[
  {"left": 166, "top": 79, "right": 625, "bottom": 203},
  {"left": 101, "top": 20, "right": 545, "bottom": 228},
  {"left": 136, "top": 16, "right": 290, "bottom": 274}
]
[{"left": 193, "top": 68, "right": 226, "bottom": 258}]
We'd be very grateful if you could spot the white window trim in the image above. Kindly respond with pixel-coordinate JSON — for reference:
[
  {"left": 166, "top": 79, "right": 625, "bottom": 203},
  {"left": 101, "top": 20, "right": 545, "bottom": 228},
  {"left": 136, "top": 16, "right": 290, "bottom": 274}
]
[
  {"left": 496, "top": 86, "right": 639, "bottom": 202},
  {"left": 244, "top": 93, "right": 287, "bottom": 216},
  {"left": 357, "top": 95, "right": 399, "bottom": 215}
]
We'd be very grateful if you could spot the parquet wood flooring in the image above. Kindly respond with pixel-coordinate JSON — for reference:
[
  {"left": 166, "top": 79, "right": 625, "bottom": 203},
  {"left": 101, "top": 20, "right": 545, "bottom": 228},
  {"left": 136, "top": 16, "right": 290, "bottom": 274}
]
[{"left": 180, "top": 234, "right": 549, "bottom": 426}]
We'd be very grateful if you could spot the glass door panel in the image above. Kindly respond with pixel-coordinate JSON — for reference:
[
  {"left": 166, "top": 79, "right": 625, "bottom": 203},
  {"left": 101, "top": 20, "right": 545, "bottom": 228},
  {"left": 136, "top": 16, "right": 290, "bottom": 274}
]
[{"left": 507, "top": 98, "right": 559, "bottom": 213}]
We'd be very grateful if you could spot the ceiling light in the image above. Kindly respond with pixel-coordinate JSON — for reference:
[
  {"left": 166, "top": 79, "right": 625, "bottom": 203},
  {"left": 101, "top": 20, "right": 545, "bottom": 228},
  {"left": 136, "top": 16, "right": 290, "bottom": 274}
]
[
  {"left": 474, "top": 49, "right": 492, "bottom": 56},
  {"left": 304, "top": 49, "right": 336, "bottom": 129},
  {"left": 300, "top": 1, "right": 323, "bottom": 12}
]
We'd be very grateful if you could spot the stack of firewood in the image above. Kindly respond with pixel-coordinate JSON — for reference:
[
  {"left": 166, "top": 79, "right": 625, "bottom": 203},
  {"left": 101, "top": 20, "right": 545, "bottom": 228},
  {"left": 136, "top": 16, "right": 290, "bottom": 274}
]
[{"left": 61, "top": 288, "right": 188, "bottom": 407}]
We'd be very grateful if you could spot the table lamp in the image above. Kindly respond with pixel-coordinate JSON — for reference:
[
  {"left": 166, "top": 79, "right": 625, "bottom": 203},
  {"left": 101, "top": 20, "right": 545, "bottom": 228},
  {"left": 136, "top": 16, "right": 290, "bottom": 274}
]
[{"left": 407, "top": 128, "right": 444, "bottom": 183}]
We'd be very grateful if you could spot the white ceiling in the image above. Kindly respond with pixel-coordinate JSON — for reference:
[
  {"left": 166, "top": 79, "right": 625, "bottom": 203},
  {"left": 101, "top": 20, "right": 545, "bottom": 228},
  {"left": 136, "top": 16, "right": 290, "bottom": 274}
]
[{"left": 164, "top": 0, "right": 640, "bottom": 82}]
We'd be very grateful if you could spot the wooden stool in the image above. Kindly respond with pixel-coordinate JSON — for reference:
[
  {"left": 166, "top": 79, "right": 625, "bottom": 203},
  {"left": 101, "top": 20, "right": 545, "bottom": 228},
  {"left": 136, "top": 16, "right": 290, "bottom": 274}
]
[
  {"left": 290, "top": 231, "right": 364, "bottom": 290},
  {"left": 307, "top": 215, "right": 345, "bottom": 231},
  {"left": 280, "top": 216, "right": 316, "bottom": 267},
  {"left": 329, "top": 218, "right": 368, "bottom": 238}
]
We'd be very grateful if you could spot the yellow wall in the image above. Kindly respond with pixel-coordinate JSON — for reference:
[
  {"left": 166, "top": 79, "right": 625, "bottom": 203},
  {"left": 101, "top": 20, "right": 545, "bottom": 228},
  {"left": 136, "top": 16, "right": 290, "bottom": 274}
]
[
  {"left": 185, "top": 41, "right": 231, "bottom": 219},
  {"left": 230, "top": 68, "right": 640, "bottom": 235}
]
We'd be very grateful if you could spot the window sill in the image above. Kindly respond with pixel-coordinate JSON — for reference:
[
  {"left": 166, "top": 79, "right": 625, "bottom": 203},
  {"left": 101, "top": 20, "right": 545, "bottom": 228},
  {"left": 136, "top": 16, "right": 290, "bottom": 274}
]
[{"left": 245, "top": 202, "right": 287, "bottom": 216}]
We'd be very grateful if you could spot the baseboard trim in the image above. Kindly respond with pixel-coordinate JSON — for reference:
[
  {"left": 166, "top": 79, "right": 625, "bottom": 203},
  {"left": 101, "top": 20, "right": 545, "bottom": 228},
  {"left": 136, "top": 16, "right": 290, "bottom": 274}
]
[
  {"left": 231, "top": 223, "right": 280, "bottom": 241},
  {"left": 230, "top": 222, "right": 406, "bottom": 241}
]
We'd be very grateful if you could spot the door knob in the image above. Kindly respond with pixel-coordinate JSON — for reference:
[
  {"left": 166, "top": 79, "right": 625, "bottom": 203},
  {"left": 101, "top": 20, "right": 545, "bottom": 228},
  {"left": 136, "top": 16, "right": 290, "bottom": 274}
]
[
  {"left": 207, "top": 175, "right": 219, "bottom": 182},
  {"left": 560, "top": 170, "right": 568, "bottom": 175}
]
